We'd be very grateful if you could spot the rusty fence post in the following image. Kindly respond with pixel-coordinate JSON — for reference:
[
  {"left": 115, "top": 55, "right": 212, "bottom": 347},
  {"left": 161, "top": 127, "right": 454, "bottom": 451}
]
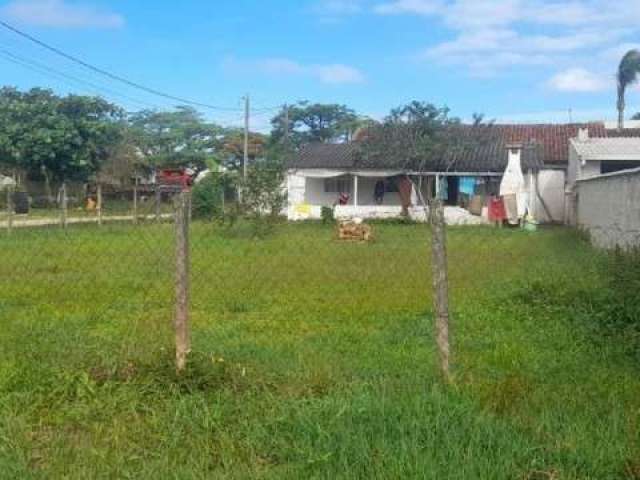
[{"left": 174, "top": 190, "right": 191, "bottom": 373}]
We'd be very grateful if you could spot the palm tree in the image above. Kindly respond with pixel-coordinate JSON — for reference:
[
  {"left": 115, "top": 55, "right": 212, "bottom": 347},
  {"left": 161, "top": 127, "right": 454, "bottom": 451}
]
[{"left": 617, "top": 49, "right": 640, "bottom": 130}]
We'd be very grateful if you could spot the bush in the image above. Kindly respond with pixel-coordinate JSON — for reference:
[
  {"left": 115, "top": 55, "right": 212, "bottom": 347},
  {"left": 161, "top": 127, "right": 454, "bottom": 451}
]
[
  {"left": 191, "top": 174, "right": 225, "bottom": 220},
  {"left": 321, "top": 206, "right": 334, "bottom": 224}
]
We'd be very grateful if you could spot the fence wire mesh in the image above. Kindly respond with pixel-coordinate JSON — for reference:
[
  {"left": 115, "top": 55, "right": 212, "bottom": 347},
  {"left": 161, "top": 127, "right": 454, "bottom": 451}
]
[{"left": 2, "top": 179, "right": 640, "bottom": 478}]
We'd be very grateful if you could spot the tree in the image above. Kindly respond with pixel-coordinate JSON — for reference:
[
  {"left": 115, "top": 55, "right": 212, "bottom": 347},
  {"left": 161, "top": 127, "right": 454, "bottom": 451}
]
[
  {"left": 0, "top": 87, "right": 124, "bottom": 192},
  {"left": 617, "top": 50, "right": 640, "bottom": 130},
  {"left": 271, "top": 101, "right": 359, "bottom": 146},
  {"left": 222, "top": 130, "right": 268, "bottom": 171},
  {"left": 128, "top": 107, "right": 223, "bottom": 171},
  {"left": 363, "top": 101, "right": 494, "bottom": 382}
]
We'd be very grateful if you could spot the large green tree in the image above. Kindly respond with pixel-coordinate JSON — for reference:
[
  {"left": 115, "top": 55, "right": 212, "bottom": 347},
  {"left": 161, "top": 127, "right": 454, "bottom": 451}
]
[
  {"left": 0, "top": 87, "right": 123, "bottom": 184},
  {"left": 128, "top": 107, "right": 224, "bottom": 171},
  {"left": 270, "top": 101, "right": 362, "bottom": 146}
]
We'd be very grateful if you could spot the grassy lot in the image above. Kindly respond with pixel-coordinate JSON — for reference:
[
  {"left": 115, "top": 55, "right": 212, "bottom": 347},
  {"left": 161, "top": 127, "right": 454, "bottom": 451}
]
[{"left": 0, "top": 222, "right": 638, "bottom": 479}]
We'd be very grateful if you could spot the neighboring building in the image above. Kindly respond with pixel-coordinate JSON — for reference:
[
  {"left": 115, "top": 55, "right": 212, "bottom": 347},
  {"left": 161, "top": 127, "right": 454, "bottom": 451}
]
[
  {"left": 575, "top": 167, "right": 640, "bottom": 249},
  {"left": 567, "top": 131, "right": 640, "bottom": 226},
  {"left": 286, "top": 123, "right": 606, "bottom": 224},
  {"left": 569, "top": 132, "right": 640, "bottom": 185}
]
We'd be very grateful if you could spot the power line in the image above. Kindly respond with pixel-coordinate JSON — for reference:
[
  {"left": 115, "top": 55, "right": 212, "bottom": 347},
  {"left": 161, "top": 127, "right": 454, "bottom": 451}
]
[
  {"left": 0, "top": 47, "right": 161, "bottom": 110},
  {"left": 0, "top": 19, "right": 243, "bottom": 112}
]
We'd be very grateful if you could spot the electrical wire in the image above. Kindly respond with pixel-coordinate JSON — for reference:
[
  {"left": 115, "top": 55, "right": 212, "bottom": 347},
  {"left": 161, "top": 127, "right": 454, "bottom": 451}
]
[
  {"left": 0, "top": 47, "right": 161, "bottom": 110},
  {"left": 0, "top": 20, "right": 244, "bottom": 112}
]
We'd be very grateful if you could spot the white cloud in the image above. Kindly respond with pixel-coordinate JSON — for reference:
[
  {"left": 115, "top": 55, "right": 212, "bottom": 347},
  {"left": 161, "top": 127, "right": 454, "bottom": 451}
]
[
  {"left": 374, "top": 0, "right": 443, "bottom": 15},
  {"left": 223, "top": 57, "right": 366, "bottom": 85},
  {"left": 1, "top": 0, "right": 124, "bottom": 29},
  {"left": 312, "top": 0, "right": 363, "bottom": 23},
  {"left": 547, "top": 68, "right": 610, "bottom": 92},
  {"left": 313, "top": 64, "right": 365, "bottom": 84},
  {"left": 495, "top": 107, "right": 616, "bottom": 123},
  {"left": 375, "top": 0, "right": 640, "bottom": 80},
  {"left": 314, "top": 0, "right": 363, "bottom": 15}
]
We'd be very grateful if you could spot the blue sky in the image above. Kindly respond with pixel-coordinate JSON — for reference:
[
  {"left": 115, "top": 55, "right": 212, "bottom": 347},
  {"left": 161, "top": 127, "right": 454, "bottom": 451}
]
[{"left": 1, "top": 0, "right": 639, "bottom": 131}]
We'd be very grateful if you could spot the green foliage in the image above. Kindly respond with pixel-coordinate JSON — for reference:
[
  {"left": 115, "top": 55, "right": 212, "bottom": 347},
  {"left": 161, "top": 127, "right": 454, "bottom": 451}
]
[
  {"left": 363, "top": 101, "right": 494, "bottom": 173},
  {"left": 128, "top": 107, "right": 224, "bottom": 171},
  {"left": 0, "top": 87, "right": 124, "bottom": 182},
  {"left": 240, "top": 159, "right": 286, "bottom": 219},
  {"left": 270, "top": 101, "right": 364, "bottom": 146},
  {"left": 1, "top": 225, "right": 639, "bottom": 478},
  {"left": 617, "top": 50, "right": 640, "bottom": 128},
  {"left": 321, "top": 206, "right": 334, "bottom": 224},
  {"left": 191, "top": 173, "right": 225, "bottom": 220}
]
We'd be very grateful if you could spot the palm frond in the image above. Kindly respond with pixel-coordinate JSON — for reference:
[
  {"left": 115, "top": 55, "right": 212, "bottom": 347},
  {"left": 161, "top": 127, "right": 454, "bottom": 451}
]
[{"left": 618, "top": 49, "right": 640, "bottom": 87}]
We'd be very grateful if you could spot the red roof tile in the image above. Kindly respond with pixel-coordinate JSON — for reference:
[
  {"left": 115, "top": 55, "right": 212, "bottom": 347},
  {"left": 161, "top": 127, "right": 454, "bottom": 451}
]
[{"left": 491, "top": 123, "right": 607, "bottom": 164}]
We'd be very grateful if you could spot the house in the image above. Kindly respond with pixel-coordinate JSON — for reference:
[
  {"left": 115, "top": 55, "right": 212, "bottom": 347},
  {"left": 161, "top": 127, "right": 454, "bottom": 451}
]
[
  {"left": 569, "top": 130, "right": 640, "bottom": 185},
  {"left": 286, "top": 123, "right": 607, "bottom": 224},
  {"left": 566, "top": 130, "right": 640, "bottom": 226}
]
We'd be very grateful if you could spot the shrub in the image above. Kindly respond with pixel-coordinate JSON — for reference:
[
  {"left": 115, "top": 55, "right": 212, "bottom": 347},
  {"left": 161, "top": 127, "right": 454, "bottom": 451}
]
[
  {"left": 191, "top": 173, "right": 225, "bottom": 220},
  {"left": 321, "top": 206, "right": 334, "bottom": 224}
]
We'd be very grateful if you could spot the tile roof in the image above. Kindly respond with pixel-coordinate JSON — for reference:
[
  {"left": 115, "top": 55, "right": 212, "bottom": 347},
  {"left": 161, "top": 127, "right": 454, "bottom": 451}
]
[
  {"left": 289, "top": 128, "right": 545, "bottom": 173},
  {"left": 571, "top": 137, "right": 640, "bottom": 160},
  {"left": 606, "top": 128, "right": 640, "bottom": 138},
  {"left": 289, "top": 123, "right": 607, "bottom": 172},
  {"left": 491, "top": 123, "right": 607, "bottom": 164},
  {"left": 294, "top": 143, "right": 359, "bottom": 169}
]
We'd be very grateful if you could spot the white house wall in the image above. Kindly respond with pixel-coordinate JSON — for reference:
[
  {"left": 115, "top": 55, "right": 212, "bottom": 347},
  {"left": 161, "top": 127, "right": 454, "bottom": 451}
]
[{"left": 534, "top": 169, "right": 566, "bottom": 223}]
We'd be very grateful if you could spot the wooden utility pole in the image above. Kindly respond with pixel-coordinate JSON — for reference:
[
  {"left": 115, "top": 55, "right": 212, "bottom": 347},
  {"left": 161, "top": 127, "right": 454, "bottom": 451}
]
[
  {"left": 60, "top": 183, "right": 68, "bottom": 230},
  {"left": 243, "top": 94, "right": 250, "bottom": 180},
  {"left": 155, "top": 188, "right": 161, "bottom": 223},
  {"left": 6, "top": 185, "right": 13, "bottom": 234},
  {"left": 97, "top": 183, "right": 103, "bottom": 226},
  {"left": 430, "top": 199, "right": 451, "bottom": 381},
  {"left": 133, "top": 176, "right": 139, "bottom": 225},
  {"left": 174, "top": 190, "right": 191, "bottom": 373}
]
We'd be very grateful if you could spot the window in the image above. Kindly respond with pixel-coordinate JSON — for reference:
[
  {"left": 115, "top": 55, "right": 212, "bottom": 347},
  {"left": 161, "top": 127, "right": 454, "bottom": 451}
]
[
  {"left": 324, "top": 176, "right": 352, "bottom": 193},
  {"left": 601, "top": 161, "right": 640, "bottom": 175}
]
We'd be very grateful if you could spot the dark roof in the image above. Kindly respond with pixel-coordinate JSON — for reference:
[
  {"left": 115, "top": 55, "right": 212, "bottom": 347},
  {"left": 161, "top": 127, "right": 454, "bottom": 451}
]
[
  {"left": 289, "top": 123, "right": 608, "bottom": 172},
  {"left": 606, "top": 128, "right": 640, "bottom": 138},
  {"left": 295, "top": 143, "right": 359, "bottom": 169}
]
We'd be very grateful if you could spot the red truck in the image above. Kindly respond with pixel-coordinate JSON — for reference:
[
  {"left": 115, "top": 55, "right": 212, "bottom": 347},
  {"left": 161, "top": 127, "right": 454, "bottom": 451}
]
[{"left": 156, "top": 168, "right": 195, "bottom": 191}]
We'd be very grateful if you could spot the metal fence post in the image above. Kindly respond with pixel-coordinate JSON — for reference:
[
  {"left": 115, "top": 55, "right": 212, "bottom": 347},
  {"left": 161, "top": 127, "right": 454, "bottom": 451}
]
[{"left": 174, "top": 190, "right": 191, "bottom": 373}]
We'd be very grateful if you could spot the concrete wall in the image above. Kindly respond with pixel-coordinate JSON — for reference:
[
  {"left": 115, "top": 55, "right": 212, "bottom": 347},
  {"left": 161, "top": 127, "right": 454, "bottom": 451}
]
[{"left": 576, "top": 168, "right": 640, "bottom": 249}]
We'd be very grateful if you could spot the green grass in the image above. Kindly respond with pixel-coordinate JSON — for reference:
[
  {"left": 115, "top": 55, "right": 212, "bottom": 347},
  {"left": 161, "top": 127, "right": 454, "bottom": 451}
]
[{"left": 0, "top": 222, "right": 639, "bottom": 479}]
